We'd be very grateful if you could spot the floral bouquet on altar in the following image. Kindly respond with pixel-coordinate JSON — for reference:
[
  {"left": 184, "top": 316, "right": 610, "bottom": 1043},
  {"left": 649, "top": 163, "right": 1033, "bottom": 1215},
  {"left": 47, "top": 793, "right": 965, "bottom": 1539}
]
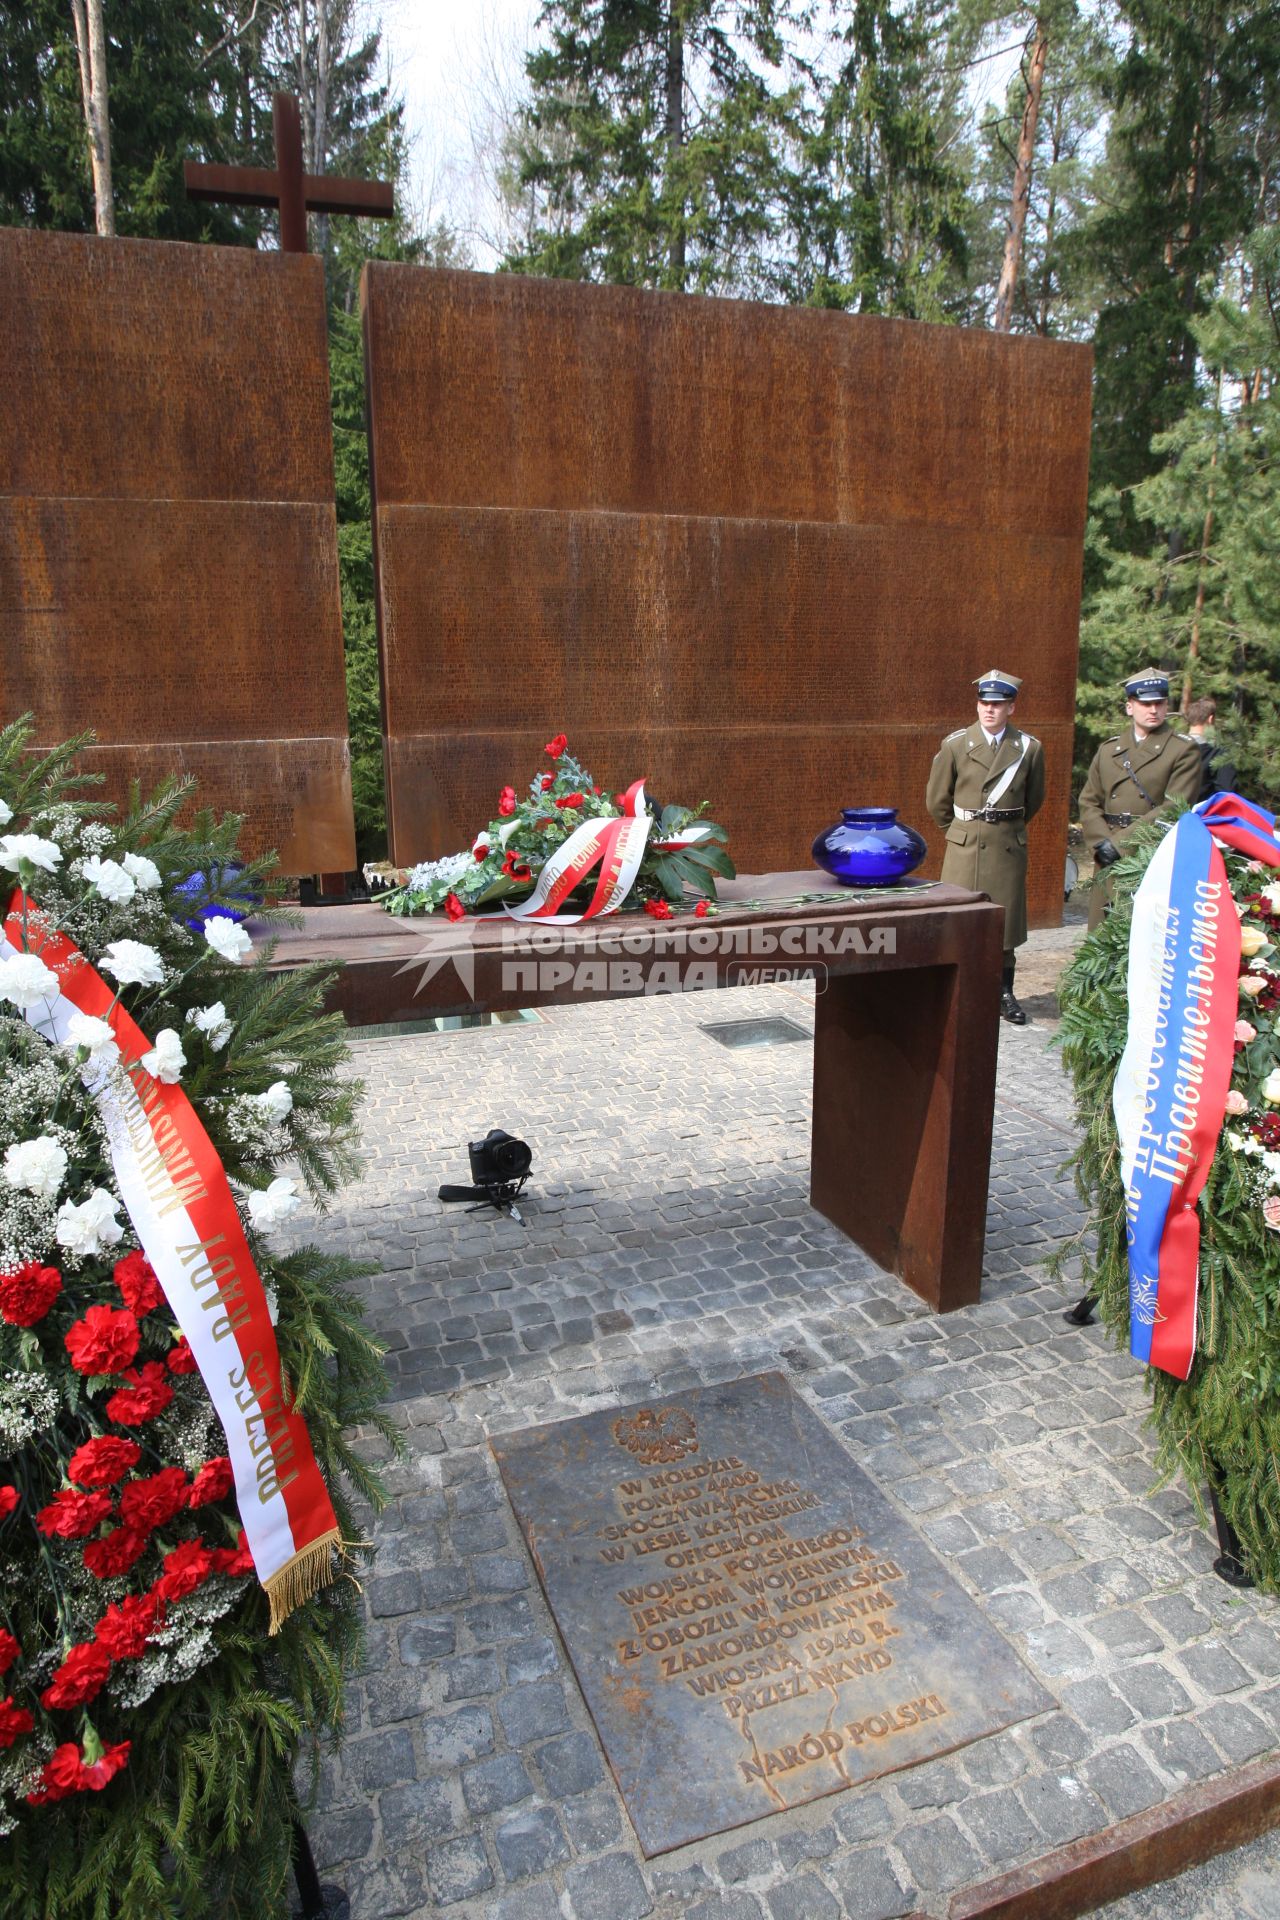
[
  {"left": 0, "top": 720, "right": 391, "bottom": 1918},
  {"left": 376, "top": 734, "right": 734, "bottom": 922}
]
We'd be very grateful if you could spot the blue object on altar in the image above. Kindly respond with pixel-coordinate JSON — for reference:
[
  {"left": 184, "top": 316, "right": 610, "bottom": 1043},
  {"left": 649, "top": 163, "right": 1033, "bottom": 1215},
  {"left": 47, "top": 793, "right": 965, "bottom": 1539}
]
[
  {"left": 175, "top": 865, "right": 258, "bottom": 932},
  {"left": 812, "top": 808, "right": 927, "bottom": 886}
]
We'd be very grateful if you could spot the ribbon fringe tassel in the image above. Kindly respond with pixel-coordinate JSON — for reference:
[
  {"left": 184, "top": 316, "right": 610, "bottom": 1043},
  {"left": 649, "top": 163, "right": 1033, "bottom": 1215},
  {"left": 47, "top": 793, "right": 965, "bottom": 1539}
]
[{"left": 264, "top": 1528, "right": 342, "bottom": 1634}]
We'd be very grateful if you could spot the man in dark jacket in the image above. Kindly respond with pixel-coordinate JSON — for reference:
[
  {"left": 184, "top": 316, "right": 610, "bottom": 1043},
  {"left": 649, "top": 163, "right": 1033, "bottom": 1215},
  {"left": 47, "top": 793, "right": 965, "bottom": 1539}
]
[{"left": 1187, "top": 696, "right": 1238, "bottom": 801}]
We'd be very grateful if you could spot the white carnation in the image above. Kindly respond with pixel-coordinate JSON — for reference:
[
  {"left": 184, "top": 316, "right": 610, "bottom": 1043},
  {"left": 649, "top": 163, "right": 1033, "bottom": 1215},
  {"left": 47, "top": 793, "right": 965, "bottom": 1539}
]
[
  {"left": 81, "top": 856, "right": 136, "bottom": 905},
  {"left": 0, "top": 800, "right": 11, "bottom": 827},
  {"left": 101, "top": 938, "right": 165, "bottom": 987},
  {"left": 0, "top": 952, "right": 59, "bottom": 1013},
  {"left": 204, "top": 916, "right": 252, "bottom": 964},
  {"left": 255, "top": 1081, "right": 293, "bottom": 1124},
  {"left": 121, "top": 852, "right": 162, "bottom": 891},
  {"left": 55, "top": 1186, "right": 124, "bottom": 1257},
  {"left": 0, "top": 833, "right": 62, "bottom": 874},
  {"left": 140, "top": 1027, "right": 185, "bottom": 1084},
  {"left": 188, "top": 1001, "right": 232, "bottom": 1049},
  {"left": 65, "top": 1011, "right": 119, "bottom": 1062},
  {"left": 246, "top": 1176, "right": 301, "bottom": 1231},
  {"left": 2, "top": 1136, "right": 67, "bottom": 1201}
]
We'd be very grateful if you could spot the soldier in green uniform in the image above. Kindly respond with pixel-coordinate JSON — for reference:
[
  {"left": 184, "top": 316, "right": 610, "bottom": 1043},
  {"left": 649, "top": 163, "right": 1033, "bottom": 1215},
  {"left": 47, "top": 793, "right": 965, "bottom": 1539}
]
[
  {"left": 926, "top": 670, "right": 1046, "bottom": 1025},
  {"left": 1078, "top": 670, "right": 1203, "bottom": 933}
]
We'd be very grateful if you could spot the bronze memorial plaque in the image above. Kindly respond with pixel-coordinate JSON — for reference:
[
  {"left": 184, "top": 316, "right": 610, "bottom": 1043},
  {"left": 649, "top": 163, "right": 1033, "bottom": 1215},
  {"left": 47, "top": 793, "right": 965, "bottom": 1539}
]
[{"left": 492, "top": 1372, "right": 1052, "bottom": 1854}]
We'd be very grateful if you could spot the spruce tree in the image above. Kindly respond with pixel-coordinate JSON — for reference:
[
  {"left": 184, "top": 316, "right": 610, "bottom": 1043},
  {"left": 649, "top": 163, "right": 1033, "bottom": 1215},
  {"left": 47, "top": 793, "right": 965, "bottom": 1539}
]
[{"left": 506, "top": 0, "right": 806, "bottom": 293}]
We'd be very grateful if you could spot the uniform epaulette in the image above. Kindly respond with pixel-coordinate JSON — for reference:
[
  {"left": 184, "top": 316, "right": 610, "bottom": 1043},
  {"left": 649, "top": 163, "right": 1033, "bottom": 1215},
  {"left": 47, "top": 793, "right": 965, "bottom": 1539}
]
[
  {"left": 1019, "top": 731, "right": 1041, "bottom": 748},
  {"left": 1105, "top": 735, "right": 1121, "bottom": 746},
  {"left": 1177, "top": 732, "right": 1194, "bottom": 743},
  {"left": 945, "top": 728, "right": 967, "bottom": 742}
]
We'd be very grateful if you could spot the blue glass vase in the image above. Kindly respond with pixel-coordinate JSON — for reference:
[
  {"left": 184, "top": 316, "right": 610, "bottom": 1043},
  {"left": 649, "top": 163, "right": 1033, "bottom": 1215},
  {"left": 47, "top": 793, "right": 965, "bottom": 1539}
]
[{"left": 812, "top": 807, "right": 927, "bottom": 887}]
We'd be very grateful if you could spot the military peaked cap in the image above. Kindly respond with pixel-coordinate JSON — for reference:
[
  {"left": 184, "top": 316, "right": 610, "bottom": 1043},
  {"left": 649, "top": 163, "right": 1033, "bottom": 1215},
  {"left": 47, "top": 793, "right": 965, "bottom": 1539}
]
[
  {"left": 974, "top": 670, "right": 1022, "bottom": 699},
  {"left": 1124, "top": 669, "right": 1171, "bottom": 700}
]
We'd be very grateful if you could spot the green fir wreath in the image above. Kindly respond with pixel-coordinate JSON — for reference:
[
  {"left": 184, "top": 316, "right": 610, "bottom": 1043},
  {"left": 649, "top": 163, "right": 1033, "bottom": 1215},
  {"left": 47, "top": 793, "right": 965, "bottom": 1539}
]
[
  {"left": 0, "top": 720, "right": 393, "bottom": 1918},
  {"left": 1057, "top": 809, "right": 1280, "bottom": 1593}
]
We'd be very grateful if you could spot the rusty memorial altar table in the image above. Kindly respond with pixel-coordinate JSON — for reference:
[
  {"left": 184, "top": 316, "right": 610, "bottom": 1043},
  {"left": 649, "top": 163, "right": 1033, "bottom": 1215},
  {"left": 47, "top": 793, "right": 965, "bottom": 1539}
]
[{"left": 270, "top": 873, "right": 1004, "bottom": 1313}]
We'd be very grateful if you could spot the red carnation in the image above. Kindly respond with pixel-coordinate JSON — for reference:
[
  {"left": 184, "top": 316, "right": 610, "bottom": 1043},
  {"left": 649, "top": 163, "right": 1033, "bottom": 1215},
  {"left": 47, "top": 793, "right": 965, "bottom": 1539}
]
[
  {"left": 68, "top": 1435, "right": 141, "bottom": 1488},
  {"left": 119, "top": 1467, "right": 188, "bottom": 1533},
  {"left": 0, "top": 1629, "right": 19, "bottom": 1674},
  {"left": 27, "top": 1739, "right": 130, "bottom": 1803},
  {"left": 95, "top": 1594, "right": 161, "bottom": 1660},
  {"left": 644, "top": 898, "right": 673, "bottom": 920},
  {"left": 36, "top": 1489, "right": 113, "bottom": 1540},
  {"left": 443, "top": 892, "right": 466, "bottom": 923},
  {"left": 83, "top": 1524, "right": 148, "bottom": 1579},
  {"left": 613, "top": 793, "right": 626, "bottom": 809},
  {"left": 694, "top": 900, "right": 710, "bottom": 918},
  {"left": 0, "top": 1698, "right": 34, "bottom": 1750},
  {"left": 105, "top": 1361, "right": 173, "bottom": 1427},
  {"left": 156, "top": 1538, "right": 214, "bottom": 1603},
  {"left": 188, "top": 1456, "right": 234, "bottom": 1509},
  {"left": 80, "top": 1740, "right": 132, "bottom": 1793},
  {"left": 113, "top": 1250, "right": 163, "bottom": 1317},
  {"left": 65, "top": 1305, "right": 140, "bottom": 1378},
  {"left": 27, "top": 1742, "right": 86, "bottom": 1803},
  {"left": 540, "top": 774, "right": 554, "bottom": 791},
  {"left": 544, "top": 733, "right": 568, "bottom": 758},
  {"left": 556, "top": 793, "right": 583, "bottom": 809},
  {"left": 166, "top": 1337, "right": 198, "bottom": 1375},
  {"left": 210, "top": 1530, "right": 255, "bottom": 1577},
  {"left": 0, "top": 1261, "right": 62, "bottom": 1327},
  {"left": 41, "top": 1641, "right": 111, "bottom": 1710},
  {"left": 0, "top": 1486, "right": 17, "bottom": 1519},
  {"left": 498, "top": 786, "right": 517, "bottom": 816},
  {"left": 473, "top": 843, "right": 488, "bottom": 860}
]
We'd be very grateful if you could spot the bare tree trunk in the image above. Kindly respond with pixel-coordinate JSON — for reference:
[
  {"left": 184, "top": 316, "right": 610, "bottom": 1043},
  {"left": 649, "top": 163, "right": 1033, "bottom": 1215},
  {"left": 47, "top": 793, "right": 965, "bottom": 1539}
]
[
  {"left": 993, "top": 21, "right": 1048, "bottom": 333},
  {"left": 69, "top": 0, "right": 115, "bottom": 235},
  {"left": 312, "top": 1, "right": 331, "bottom": 255},
  {"left": 1182, "top": 368, "right": 1223, "bottom": 711},
  {"left": 665, "top": 3, "right": 686, "bottom": 287}
]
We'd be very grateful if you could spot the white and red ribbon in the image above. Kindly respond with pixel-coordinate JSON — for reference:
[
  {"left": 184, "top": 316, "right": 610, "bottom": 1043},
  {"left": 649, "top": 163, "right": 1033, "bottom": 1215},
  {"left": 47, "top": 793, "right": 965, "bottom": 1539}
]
[
  {"left": 503, "top": 781, "right": 721, "bottom": 925},
  {"left": 2, "top": 890, "right": 339, "bottom": 1629}
]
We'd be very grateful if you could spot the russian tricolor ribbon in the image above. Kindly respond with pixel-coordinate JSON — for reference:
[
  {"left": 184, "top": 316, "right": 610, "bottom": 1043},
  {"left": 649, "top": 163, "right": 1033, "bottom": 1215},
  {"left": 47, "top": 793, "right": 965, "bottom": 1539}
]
[
  {"left": 1112, "top": 795, "right": 1280, "bottom": 1378},
  {"left": 2, "top": 890, "right": 339, "bottom": 1628}
]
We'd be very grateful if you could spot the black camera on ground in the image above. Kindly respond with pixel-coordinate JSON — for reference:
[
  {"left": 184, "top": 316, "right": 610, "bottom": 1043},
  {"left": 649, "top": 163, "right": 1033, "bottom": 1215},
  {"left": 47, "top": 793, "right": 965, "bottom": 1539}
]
[
  {"left": 439, "top": 1129, "right": 533, "bottom": 1222},
  {"left": 468, "top": 1129, "right": 532, "bottom": 1188}
]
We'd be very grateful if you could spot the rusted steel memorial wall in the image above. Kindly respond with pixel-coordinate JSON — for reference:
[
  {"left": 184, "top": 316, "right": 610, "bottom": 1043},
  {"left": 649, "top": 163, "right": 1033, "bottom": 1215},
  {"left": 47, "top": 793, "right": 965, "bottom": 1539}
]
[
  {"left": 0, "top": 229, "right": 355, "bottom": 873},
  {"left": 361, "top": 265, "right": 1092, "bottom": 925}
]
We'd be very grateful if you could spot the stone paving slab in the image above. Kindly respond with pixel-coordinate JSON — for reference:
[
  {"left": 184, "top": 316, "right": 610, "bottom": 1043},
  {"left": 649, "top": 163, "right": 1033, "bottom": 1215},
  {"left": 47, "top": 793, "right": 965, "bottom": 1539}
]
[{"left": 283, "top": 972, "right": 1279, "bottom": 1919}]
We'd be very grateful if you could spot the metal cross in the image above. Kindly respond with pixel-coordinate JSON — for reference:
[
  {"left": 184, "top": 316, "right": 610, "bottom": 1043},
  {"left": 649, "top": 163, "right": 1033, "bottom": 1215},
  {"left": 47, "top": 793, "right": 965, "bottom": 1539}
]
[{"left": 184, "top": 92, "right": 393, "bottom": 251}]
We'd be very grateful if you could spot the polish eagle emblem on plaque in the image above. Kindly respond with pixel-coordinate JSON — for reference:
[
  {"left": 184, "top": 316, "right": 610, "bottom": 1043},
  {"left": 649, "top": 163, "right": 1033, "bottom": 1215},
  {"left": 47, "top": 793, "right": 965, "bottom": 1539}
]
[{"left": 611, "top": 1405, "right": 698, "bottom": 1465}]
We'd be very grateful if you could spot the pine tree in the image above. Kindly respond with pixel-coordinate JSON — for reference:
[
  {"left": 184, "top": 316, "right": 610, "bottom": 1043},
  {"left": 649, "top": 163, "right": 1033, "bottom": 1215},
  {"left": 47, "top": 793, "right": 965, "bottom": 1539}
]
[
  {"left": 1082, "top": 0, "right": 1276, "bottom": 523},
  {"left": 0, "top": 0, "right": 277, "bottom": 244},
  {"left": 969, "top": 1, "right": 1108, "bottom": 336},
  {"left": 506, "top": 0, "right": 806, "bottom": 293},
  {"left": 776, "top": 0, "right": 971, "bottom": 316},
  {"left": 1079, "top": 225, "right": 1280, "bottom": 800}
]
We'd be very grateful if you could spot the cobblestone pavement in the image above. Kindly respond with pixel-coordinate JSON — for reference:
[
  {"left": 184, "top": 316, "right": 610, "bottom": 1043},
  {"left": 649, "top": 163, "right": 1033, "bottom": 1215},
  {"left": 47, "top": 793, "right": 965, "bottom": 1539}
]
[{"left": 286, "top": 961, "right": 1280, "bottom": 1920}]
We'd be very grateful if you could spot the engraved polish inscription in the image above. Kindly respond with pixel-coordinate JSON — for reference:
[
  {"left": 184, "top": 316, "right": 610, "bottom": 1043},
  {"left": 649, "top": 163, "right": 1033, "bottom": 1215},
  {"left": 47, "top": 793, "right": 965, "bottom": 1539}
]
[{"left": 492, "top": 1374, "right": 1053, "bottom": 1855}]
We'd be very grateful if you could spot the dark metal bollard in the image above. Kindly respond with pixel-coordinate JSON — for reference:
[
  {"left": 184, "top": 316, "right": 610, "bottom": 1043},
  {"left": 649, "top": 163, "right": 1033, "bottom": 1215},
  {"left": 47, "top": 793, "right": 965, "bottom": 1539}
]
[
  {"left": 291, "top": 1821, "right": 331, "bottom": 1920},
  {"left": 1208, "top": 1485, "right": 1255, "bottom": 1589}
]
